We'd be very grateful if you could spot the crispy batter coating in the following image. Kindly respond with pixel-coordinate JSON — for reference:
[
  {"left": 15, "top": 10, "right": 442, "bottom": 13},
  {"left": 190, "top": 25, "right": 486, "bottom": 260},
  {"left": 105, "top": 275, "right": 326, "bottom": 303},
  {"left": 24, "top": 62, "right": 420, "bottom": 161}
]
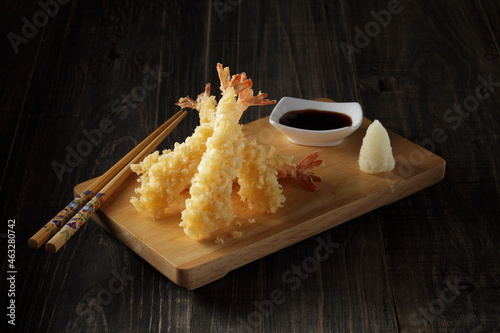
[
  {"left": 130, "top": 87, "right": 216, "bottom": 217},
  {"left": 237, "top": 140, "right": 289, "bottom": 213},
  {"left": 180, "top": 86, "right": 244, "bottom": 238}
]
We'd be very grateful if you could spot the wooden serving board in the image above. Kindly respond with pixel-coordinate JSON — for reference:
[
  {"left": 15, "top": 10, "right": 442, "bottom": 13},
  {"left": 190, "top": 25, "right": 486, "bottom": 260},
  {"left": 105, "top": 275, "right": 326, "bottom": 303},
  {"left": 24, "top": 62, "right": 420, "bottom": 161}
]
[{"left": 75, "top": 116, "right": 445, "bottom": 289}]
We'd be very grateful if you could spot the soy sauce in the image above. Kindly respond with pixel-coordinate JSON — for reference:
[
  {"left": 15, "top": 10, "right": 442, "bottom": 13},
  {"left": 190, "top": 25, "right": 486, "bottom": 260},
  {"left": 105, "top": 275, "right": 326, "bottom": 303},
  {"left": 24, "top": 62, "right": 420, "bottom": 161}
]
[{"left": 279, "top": 109, "right": 352, "bottom": 130}]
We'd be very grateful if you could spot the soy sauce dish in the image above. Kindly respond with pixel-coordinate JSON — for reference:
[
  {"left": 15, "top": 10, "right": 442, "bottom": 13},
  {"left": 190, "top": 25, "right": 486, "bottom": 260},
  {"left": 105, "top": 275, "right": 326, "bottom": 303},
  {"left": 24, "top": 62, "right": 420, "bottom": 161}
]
[{"left": 269, "top": 97, "right": 363, "bottom": 147}]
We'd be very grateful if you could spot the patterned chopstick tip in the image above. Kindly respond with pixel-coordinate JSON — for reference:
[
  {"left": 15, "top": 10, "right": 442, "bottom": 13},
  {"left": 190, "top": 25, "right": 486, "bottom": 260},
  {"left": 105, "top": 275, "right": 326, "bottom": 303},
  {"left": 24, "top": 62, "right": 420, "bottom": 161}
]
[
  {"left": 46, "top": 193, "right": 106, "bottom": 253},
  {"left": 67, "top": 193, "right": 105, "bottom": 231},
  {"left": 42, "top": 190, "right": 95, "bottom": 232}
]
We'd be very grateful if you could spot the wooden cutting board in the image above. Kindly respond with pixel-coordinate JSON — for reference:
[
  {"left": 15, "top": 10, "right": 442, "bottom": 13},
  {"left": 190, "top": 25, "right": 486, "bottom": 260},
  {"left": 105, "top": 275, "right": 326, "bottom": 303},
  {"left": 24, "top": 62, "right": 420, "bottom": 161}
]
[{"left": 75, "top": 115, "right": 445, "bottom": 290}]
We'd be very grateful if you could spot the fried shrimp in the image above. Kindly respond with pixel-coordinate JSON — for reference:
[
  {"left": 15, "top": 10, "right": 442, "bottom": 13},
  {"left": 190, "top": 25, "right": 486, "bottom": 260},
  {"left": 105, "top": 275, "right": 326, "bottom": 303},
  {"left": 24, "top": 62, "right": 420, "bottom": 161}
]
[
  {"left": 130, "top": 84, "right": 217, "bottom": 217},
  {"left": 237, "top": 140, "right": 322, "bottom": 213},
  {"left": 237, "top": 140, "right": 287, "bottom": 212},
  {"left": 180, "top": 87, "right": 243, "bottom": 237},
  {"left": 131, "top": 63, "right": 323, "bottom": 239},
  {"left": 180, "top": 64, "right": 275, "bottom": 238},
  {"left": 274, "top": 151, "right": 322, "bottom": 191}
]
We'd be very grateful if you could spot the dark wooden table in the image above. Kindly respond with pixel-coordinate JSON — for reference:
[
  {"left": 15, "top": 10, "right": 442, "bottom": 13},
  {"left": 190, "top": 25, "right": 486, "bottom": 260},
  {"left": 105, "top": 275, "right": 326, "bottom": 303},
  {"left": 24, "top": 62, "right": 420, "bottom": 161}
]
[{"left": 1, "top": 0, "right": 499, "bottom": 332}]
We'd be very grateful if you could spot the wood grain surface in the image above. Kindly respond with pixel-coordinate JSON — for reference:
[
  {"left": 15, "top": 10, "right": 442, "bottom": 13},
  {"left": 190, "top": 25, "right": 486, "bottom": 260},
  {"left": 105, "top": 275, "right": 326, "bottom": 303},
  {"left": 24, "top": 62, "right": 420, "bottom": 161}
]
[{"left": 0, "top": 0, "right": 498, "bottom": 332}]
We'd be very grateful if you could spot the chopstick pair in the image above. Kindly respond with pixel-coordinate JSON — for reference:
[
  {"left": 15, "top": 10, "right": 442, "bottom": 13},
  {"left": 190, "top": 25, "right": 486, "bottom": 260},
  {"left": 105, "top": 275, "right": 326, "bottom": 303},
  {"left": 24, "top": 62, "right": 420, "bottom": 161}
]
[{"left": 29, "top": 110, "right": 187, "bottom": 253}]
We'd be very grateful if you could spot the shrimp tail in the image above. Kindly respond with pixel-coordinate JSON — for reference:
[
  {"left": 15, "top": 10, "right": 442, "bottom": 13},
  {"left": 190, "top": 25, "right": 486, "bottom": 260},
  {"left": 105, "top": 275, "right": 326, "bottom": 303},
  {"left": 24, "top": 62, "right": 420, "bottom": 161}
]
[
  {"left": 216, "top": 63, "right": 275, "bottom": 119},
  {"left": 277, "top": 151, "right": 322, "bottom": 191},
  {"left": 295, "top": 151, "right": 322, "bottom": 191},
  {"left": 236, "top": 86, "right": 276, "bottom": 119},
  {"left": 217, "top": 63, "right": 231, "bottom": 91},
  {"left": 239, "top": 88, "right": 276, "bottom": 107},
  {"left": 176, "top": 83, "right": 211, "bottom": 111},
  {"left": 197, "top": 83, "right": 211, "bottom": 100},
  {"left": 217, "top": 63, "right": 252, "bottom": 94},
  {"left": 176, "top": 97, "right": 197, "bottom": 110}
]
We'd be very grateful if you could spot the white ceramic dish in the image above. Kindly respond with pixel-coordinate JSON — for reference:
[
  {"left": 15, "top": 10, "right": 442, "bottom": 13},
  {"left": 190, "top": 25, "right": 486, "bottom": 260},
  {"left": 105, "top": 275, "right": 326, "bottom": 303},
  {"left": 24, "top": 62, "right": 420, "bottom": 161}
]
[{"left": 269, "top": 97, "right": 363, "bottom": 147}]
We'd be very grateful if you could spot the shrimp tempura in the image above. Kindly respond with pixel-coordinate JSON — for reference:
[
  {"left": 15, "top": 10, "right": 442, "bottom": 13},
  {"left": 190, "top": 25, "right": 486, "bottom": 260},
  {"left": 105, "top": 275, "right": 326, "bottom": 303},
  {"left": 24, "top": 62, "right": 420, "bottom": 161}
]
[
  {"left": 237, "top": 140, "right": 289, "bottom": 212},
  {"left": 237, "top": 140, "right": 322, "bottom": 213},
  {"left": 235, "top": 79, "right": 321, "bottom": 212},
  {"left": 130, "top": 85, "right": 217, "bottom": 217},
  {"left": 181, "top": 64, "right": 277, "bottom": 238},
  {"left": 180, "top": 85, "right": 244, "bottom": 238}
]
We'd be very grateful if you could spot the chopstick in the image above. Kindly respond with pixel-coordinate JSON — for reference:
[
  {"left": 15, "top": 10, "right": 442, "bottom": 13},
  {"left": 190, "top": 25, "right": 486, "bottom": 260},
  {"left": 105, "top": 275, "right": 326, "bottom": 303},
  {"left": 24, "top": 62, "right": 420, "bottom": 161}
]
[
  {"left": 45, "top": 110, "right": 187, "bottom": 253},
  {"left": 28, "top": 110, "right": 187, "bottom": 251}
]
